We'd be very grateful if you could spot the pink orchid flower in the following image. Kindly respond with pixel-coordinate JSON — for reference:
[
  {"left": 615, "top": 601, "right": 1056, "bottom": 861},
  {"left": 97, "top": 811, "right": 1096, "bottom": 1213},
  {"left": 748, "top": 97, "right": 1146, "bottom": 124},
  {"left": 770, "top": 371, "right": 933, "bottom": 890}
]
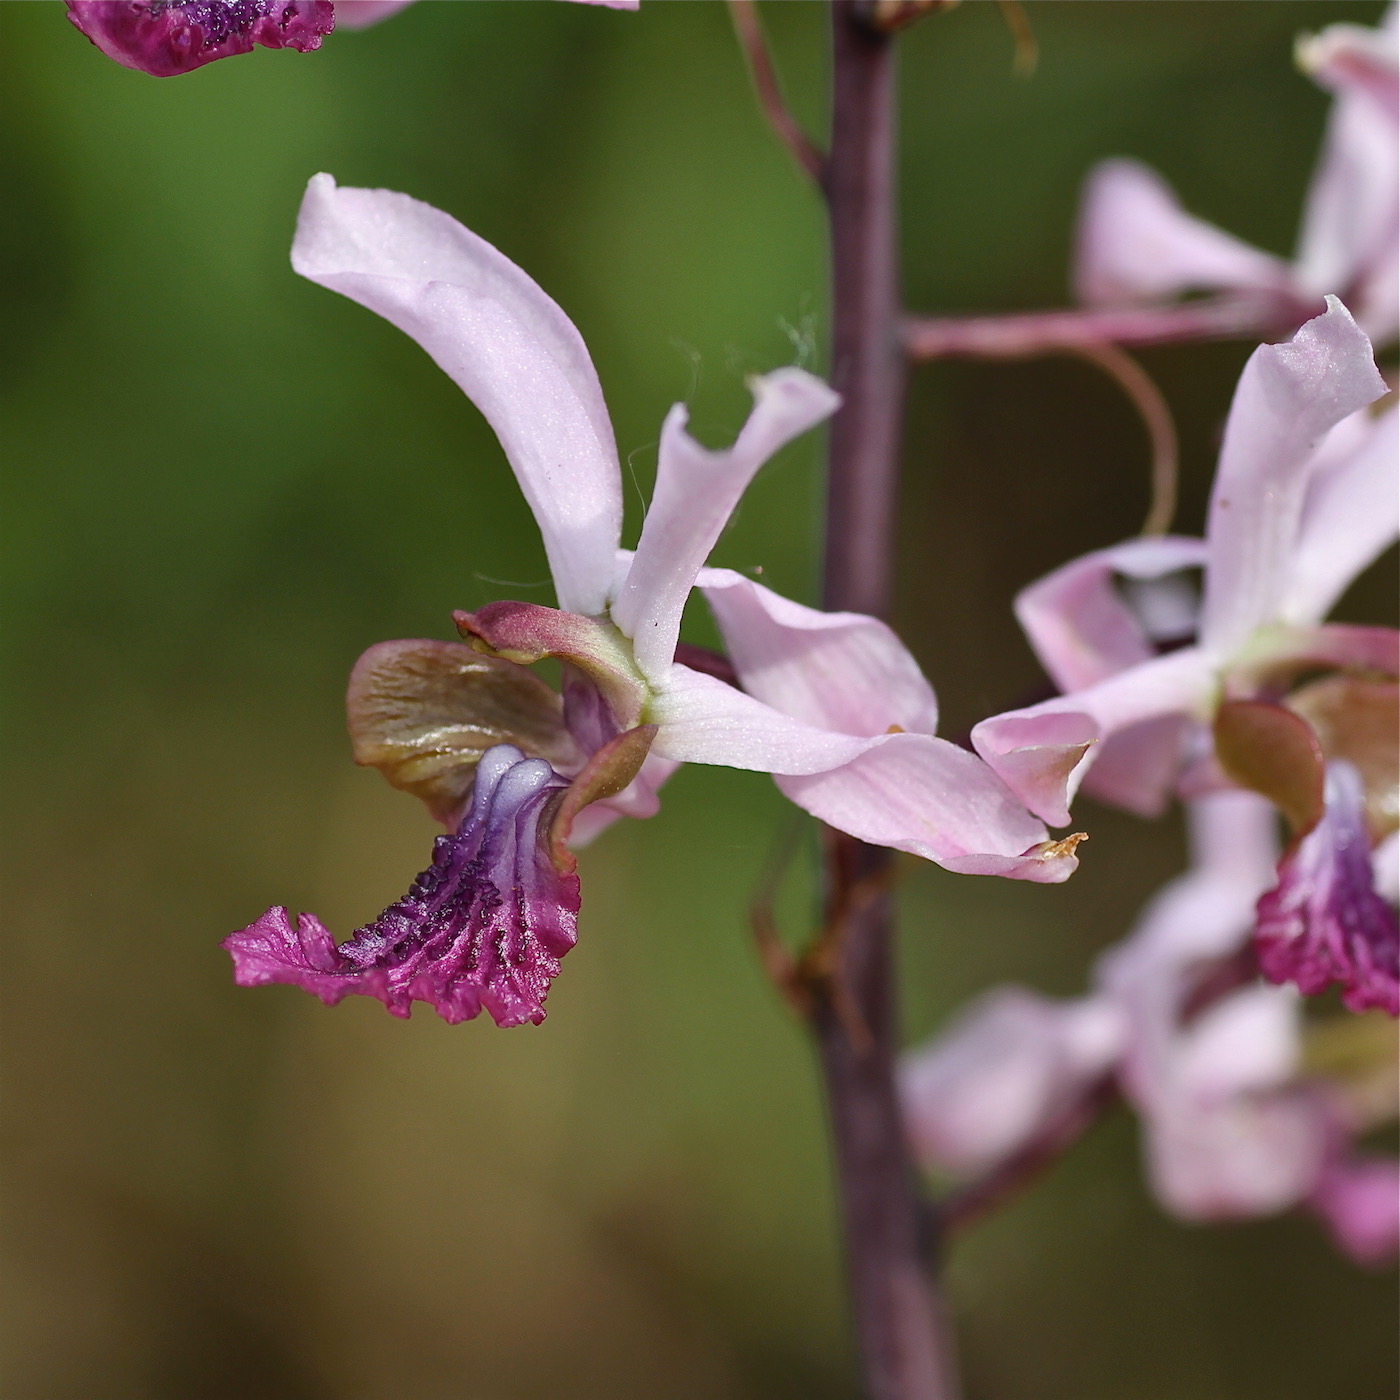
[
  {"left": 225, "top": 175, "right": 1076, "bottom": 1030},
  {"left": 971, "top": 299, "right": 1398, "bottom": 1011},
  {"left": 65, "top": 0, "right": 633, "bottom": 77},
  {"left": 1075, "top": 7, "right": 1399, "bottom": 345},
  {"left": 901, "top": 791, "right": 1399, "bottom": 1262}
]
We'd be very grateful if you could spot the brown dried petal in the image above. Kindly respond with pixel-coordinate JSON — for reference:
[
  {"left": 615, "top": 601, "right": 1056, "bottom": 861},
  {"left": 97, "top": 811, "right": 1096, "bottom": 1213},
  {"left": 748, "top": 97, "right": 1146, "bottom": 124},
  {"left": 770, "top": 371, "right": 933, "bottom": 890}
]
[
  {"left": 1288, "top": 676, "right": 1400, "bottom": 841},
  {"left": 1213, "top": 699, "right": 1325, "bottom": 836},
  {"left": 347, "top": 639, "right": 581, "bottom": 824}
]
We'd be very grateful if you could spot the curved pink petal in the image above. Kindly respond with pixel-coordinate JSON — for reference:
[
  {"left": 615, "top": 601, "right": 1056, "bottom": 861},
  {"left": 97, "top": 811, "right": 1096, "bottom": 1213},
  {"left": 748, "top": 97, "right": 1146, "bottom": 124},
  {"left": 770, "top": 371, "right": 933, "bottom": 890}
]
[
  {"left": 610, "top": 370, "right": 839, "bottom": 682},
  {"left": 331, "top": 0, "right": 414, "bottom": 27},
  {"left": 698, "top": 567, "right": 938, "bottom": 736},
  {"left": 1310, "top": 1157, "right": 1400, "bottom": 1266},
  {"left": 775, "top": 734, "right": 1079, "bottom": 882},
  {"left": 1199, "top": 299, "right": 1388, "bottom": 656},
  {"left": 646, "top": 663, "right": 875, "bottom": 774},
  {"left": 1073, "top": 159, "right": 1293, "bottom": 308},
  {"left": 1077, "top": 716, "right": 1193, "bottom": 818},
  {"left": 1296, "top": 15, "right": 1399, "bottom": 342},
  {"left": 1283, "top": 403, "right": 1400, "bottom": 626},
  {"left": 972, "top": 647, "right": 1215, "bottom": 827},
  {"left": 292, "top": 175, "right": 622, "bottom": 616},
  {"left": 1014, "top": 535, "right": 1208, "bottom": 693},
  {"left": 900, "top": 989, "right": 1123, "bottom": 1175}
]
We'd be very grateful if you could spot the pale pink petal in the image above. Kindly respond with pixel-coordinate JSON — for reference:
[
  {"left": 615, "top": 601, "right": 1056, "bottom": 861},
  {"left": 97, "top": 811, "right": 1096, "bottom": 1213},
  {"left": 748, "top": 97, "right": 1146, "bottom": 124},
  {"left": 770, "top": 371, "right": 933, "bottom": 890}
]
[
  {"left": 570, "top": 0, "right": 639, "bottom": 7},
  {"left": 971, "top": 647, "right": 1215, "bottom": 827},
  {"left": 1144, "top": 1078, "right": 1331, "bottom": 1220},
  {"left": 1294, "top": 22, "right": 1400, "bottom": 343},
  {"left": 1282, "top": 404, "right": 1400, "bottom": 626},
  {"left": 332, "top": 0, "right": 415, "bottom": 27},
  {"left": 698, "top": 568, "right": 938, "bottom": 735},
  {"left": 775, "top": 734, "right": 1079, "bottom": 882},
  {"left": 1077, "top": 716, "right": 1193, "bottom": 818},
  {"left": 646, "top": 664, "right": 1076, "bottom": 880},
  {"left": 1015, "top": 535, "right": 1208, "bottom": 693},
  {"left": 647, "top": 662, "right": 874, "bottom": 774},
  {"left": 900, "top": 989, "right": 1123, "bottom": 1176},
  {"left": 611, "top": 370, "right": 839, "bottom": 682},
  {"left": 291, "top": 175, "right": 622, "bottom": 616},
  {"left": 1073, "top": 159, "right": 1293, "bottom": 308},
  {"left": 1199, "top": 299, "right": 1388, "bottom": 656},
  {"left": 1310, "top": 1157, "right": 1400, "bottom": 1266}
]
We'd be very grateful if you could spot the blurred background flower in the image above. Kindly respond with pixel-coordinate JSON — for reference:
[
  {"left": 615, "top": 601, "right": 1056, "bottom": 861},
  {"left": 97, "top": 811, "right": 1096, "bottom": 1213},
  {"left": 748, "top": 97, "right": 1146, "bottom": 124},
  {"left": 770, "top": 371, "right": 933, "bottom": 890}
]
[{"left": 1, "top": 3, "right": 1393, "bottom": 1397}]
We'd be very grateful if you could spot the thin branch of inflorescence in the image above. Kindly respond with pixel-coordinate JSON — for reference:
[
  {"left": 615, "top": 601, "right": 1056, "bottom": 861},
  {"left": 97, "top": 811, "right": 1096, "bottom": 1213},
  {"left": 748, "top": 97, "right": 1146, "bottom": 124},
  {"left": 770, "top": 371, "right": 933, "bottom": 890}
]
[
  {"left": 937, "top": 1075, "right": 1119, "bottom": 1236},
  {"left": 901, "top": 291, "right": 1312, "bottom": 359},
  {"left": 1067, "top": 342, "right": 1179, "bottom": 537},
  {"left": 728, "top": 0, "right": 827, "bottom": 185}
]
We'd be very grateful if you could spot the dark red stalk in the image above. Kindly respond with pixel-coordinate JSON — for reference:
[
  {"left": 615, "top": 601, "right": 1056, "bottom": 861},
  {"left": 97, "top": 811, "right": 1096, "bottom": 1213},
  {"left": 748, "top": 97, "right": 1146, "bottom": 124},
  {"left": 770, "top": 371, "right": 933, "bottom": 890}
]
[{"left": 814, "top": 6, "right": 957, "bottom": 1399}]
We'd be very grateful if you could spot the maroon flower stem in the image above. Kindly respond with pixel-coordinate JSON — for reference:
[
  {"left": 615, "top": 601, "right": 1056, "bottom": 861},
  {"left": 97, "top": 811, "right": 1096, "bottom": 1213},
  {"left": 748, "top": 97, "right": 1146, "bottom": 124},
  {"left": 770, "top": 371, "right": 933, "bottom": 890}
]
[
  {"left": 901, "top": 292, "right": 1309, "bottom": 359},
  {"left": 937, "top": 1075, "right": 1118, "bottom": 1235},
  {"left": 814, "top": 6, "right": 958, "bottom": 1399},
  {"left": 728, "top": 0, "right": 826, "bottom": 184}
]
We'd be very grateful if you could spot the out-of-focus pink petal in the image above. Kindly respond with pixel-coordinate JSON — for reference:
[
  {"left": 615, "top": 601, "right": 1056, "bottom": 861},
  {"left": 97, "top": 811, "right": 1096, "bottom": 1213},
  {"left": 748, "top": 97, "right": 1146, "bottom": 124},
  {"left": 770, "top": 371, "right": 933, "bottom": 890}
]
[
  {"left": 972, "top": 648, "right": 1214, "bottom": 826},
  {"left": 1200, "top": 299, "right": 1388, "bottom": 656},
  {"left": 1310, "top": 1156, "right": 1400, "bottom": 1266},
  {"left": 1136, "top": 982, "right": 1330, "bottom": 1219},
  {"left": 1015, "top": 535, "right": 1208, "bottom": 693},
  {"left": 1073, "top": 159, "right": 1293, "bottom": 308},
  {"left": 1283, "top": 404, "right": 1400, "bottom": 626},
  {"left": 1078, "top": 716, "right": 1193, "bottom": 818},
  {"left": 900, "top": 989, "right": 1123, "bottom": 1176},
  {"left": 332, "top": 0, "right": 414, "bottom": 27},
  {"left": 1294, "top": 19, "right": 1400, "bottom": 344},
  {"left": 1144, "top": 1078, "right": 1331, "bottom": 1219},
  {"left": 775, "top": 734, "right": 1080, "bottom": 882},
  {"left": 698, "top": 568, "right": 938, "bottom": 736},
  {"left": 570, "top": 0, "right": 639, "bottom": 7},
  {"left": 1301, "top": 10, "right": 1400, "bottom": 122},
  {"left": 292, "top": 175, "right": 622, "bottom": 616},
  {"left": 611, "top": 370, "right": 838, "bottom": 682}
]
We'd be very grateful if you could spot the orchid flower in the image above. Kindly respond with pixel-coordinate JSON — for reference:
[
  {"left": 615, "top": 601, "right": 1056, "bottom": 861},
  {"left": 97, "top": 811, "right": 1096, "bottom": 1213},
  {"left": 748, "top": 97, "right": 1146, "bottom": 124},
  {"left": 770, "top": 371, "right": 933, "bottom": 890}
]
[
  {"left": 971, "top": 299, "right": 1399, "bottom": 1013},
  {"left": 1075, "top": 7, "right": 1399, "bottom": 345},
  {"left": 900, "top": 791, "right": 1400, "bottom": 1261},
  {"left": 225, "top": 175, "right": 1078, "bottom": 1029},
  {"left": 64, "top": 0, "right": 633, "bottom": 77}
]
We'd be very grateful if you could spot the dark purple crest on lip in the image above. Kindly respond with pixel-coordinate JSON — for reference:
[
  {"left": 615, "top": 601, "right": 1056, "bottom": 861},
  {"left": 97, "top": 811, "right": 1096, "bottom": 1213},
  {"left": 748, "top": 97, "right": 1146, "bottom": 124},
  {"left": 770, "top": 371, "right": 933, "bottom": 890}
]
[
  {"left": 66, "top": 1, "right": 334, "bottom": 76},
  {"left": 1255, "top": 762, "right": 1399, "bottom": 1016},
  {"left": 223, "top": 745, "right": 580, "bottom": 1027}
]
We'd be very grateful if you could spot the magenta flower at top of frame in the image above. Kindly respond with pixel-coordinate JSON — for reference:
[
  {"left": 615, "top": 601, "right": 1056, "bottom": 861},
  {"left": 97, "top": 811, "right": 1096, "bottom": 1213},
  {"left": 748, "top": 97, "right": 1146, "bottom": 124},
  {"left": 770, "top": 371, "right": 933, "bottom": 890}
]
[{"left": 65, "top": 0, "right": 637, "bottom": 78}]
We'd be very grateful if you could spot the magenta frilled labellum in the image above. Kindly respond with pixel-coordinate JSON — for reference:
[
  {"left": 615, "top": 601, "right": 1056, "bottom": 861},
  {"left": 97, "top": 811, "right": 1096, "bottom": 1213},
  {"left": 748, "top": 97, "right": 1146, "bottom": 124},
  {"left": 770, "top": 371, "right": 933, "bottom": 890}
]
[
  {"left": 1255, "top": 763, "right": 1400, "bottom": 1016},
  {"left": 66, "top": 1, "right": 334, "bottom": 76},
  {"left": 223, "top": 746, "right": 579, "bottom": 1027}
]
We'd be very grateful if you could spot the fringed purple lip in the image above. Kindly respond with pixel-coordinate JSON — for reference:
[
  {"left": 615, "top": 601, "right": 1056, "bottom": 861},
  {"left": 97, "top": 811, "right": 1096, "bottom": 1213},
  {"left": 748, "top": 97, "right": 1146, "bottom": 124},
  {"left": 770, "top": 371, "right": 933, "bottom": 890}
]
[
  {"left": 224, "top": 745, "right": 579, "bottom": 1027},
  {"left": 66, "top": 1, "right": 334, "bottom": 76},
  {"left": 1256, "top": 762, "right": 1399, "bottom": 1016}
]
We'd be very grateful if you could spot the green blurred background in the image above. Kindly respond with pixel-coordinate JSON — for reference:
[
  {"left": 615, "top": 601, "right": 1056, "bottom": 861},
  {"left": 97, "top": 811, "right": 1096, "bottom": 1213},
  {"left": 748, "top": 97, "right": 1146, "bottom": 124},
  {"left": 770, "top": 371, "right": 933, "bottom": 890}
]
[{"left": 2, "top": 2, "right": 1395, "bottom": 1396}]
